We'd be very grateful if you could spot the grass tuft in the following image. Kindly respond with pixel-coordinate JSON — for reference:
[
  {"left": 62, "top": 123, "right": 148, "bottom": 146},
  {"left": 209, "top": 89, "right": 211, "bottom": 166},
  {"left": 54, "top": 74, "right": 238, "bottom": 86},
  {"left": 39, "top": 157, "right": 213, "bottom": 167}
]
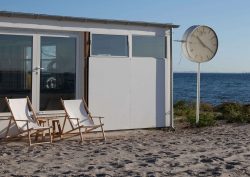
[{"left": 174, "top": 100, "right": 250, "bottom": 127}]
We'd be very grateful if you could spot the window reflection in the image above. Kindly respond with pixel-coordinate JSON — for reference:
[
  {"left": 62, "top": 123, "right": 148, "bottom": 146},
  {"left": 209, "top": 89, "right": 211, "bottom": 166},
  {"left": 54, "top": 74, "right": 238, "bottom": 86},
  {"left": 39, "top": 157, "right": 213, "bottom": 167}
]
[
  {"left": 0, "top": 34, "right": 32, "bottom": 112},
  {"left": 132, "top": 35, "right": 166, "bottom": 58},
  {"left": 40, "top": 37, "right": 76, "bottom": 110},
  {"left": 92, "top": 34, "right": 128, "bottom": 56}
]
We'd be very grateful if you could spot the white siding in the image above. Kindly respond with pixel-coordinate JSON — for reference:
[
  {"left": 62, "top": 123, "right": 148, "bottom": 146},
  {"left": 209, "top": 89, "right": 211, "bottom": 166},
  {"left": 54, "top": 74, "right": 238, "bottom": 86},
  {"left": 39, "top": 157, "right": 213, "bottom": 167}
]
[
  {"left": 89, "top": 57, "right": 167, "bottom": 130},
  {"left": 88, "top": 57, "right": 131, "bottom": 130}
]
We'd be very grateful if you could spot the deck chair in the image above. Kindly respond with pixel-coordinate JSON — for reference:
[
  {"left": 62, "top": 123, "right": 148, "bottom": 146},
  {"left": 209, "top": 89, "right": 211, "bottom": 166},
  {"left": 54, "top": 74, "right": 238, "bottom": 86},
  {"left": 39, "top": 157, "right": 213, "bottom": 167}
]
[
  {"left": 5, "top": 97, "right": 52, "bottom": 146},
  {"left": 61, "top": 98, "right": 106, "bottom": 142}
]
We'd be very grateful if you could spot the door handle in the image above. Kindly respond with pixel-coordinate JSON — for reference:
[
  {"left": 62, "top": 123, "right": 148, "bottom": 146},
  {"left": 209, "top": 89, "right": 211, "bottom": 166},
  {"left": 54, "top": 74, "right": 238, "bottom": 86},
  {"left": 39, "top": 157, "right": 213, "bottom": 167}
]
[{"left": 33, "top": 67, "right": 44, "bottom": 71}]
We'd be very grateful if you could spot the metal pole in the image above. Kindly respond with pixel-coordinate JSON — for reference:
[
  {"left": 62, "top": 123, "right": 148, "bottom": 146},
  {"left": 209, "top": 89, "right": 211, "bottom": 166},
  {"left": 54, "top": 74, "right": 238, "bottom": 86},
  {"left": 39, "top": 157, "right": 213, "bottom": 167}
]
[{"left": 196, "top": 63, "right": 200, "bottom": 124}]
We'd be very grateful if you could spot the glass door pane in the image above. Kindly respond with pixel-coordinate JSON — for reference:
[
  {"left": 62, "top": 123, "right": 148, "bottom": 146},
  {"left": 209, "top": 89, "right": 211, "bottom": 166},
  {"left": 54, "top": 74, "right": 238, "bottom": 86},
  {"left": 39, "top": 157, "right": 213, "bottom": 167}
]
[
  {"left": 0, "top": 34, "right": 32, "bottom": 112},
  {"left": 40, "top": 36, "right": 76, "bottom": 110}
]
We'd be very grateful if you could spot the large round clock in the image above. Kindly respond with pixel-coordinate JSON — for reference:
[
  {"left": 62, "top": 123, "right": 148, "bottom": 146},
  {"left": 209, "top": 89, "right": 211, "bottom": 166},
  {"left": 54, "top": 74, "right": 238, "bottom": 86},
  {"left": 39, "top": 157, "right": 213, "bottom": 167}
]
[{"left": 182, "top": 25, "right": 218, "bottom": 63}]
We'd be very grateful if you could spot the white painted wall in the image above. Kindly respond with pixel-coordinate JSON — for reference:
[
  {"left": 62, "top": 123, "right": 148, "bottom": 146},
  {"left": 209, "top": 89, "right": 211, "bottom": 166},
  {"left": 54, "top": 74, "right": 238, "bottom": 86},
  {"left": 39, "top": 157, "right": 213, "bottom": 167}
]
[
  {"left": 89, "top": 56, "right": 168, "bottom": 130},
  {"left": 130, "top": 57, "right": 166, "bottom": 129},
  {"left": 88, "top": 57, "right": 131, "bottom": 130}
]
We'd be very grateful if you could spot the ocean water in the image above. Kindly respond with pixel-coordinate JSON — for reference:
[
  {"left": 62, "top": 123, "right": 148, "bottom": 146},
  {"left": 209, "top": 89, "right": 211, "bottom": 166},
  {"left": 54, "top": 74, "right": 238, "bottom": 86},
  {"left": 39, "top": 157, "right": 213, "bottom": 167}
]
[{"left": 174, "top": 73, "right": 250, "bottom": 105}]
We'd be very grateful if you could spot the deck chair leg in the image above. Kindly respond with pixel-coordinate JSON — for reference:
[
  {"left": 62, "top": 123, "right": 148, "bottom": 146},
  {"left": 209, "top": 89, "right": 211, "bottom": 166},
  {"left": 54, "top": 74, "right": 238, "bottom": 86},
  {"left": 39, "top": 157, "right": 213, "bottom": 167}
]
[
  {"left": 76, "top": 119, "right": 84, "bottom": 143},
  {"left": 42, "top": 130, "right": 46, "bottom": 141},
  {"left": 47, "top": 119, "right": 52, "bottom": 143},
  {"left": 78, "top": 127, "right": 84, "bottom": 143},
  {"left": 100, "top": 125, "right": 106, "bottom": 141},
  {"left": 35, "top": 130, "right": 40, "bottom": 141},
  {"left": 52, "top": 120, "right": 56, "bottom": 140},
  {"left": 61, "top": 116, "right": 67, "bottom": 139},
  {"left": 5, "top": 118, "right": 12, "bottom": 138},
  {"left": 98, "top": 119, "right": 106, "bottom": 141},
  {"left": 28, "top": 130, "right": 32, "bottom": 146},
  {"left": 48, "top": 127, "right": 52, "bottom": 144},
  {"left": 57, "top": 121, "right": 62, "bottom": 140},
  {"left": 26, "top": 123, "right": 32, "bottom": 146}
]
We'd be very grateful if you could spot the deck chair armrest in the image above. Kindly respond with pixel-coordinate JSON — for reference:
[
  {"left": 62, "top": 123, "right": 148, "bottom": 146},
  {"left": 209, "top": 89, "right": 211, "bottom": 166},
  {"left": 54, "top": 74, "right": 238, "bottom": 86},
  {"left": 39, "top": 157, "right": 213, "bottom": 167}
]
[
  {"left": 15, "top": 120, "right": 29, "bottom": 122},
  {"left": 37, "top": 116, "right": 62, "bottom": 120},
  {"left": 68, "top": 117, "right": 79, "bottom": 120},
  {"left": 0, "top": 118, "right": 11, "bottom": 121},
  {"left": 91, "top": 116, "right": 104, "bottom": 125},
  {"left": 92, "top": 116, "right": 104, "bottom": 119}
]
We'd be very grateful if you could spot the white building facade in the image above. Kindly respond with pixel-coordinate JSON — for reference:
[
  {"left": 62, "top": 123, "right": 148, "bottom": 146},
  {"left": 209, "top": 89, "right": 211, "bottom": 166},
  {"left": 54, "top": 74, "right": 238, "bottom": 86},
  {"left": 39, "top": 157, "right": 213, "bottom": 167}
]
[{"left": 0, "top": 11, "right": 178, "bottom": 136}]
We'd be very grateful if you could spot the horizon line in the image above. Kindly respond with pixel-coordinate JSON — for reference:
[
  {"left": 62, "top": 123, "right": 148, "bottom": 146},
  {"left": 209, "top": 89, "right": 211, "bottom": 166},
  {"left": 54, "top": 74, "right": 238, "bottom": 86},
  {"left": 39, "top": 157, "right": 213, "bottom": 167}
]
[{"left": 174, "top": 71, "right": 250, "bottom": 74}]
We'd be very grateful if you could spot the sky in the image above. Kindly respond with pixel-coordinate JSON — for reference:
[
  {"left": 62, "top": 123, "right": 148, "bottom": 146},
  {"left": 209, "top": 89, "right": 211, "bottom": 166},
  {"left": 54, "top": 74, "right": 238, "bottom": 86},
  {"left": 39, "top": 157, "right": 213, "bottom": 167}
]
[{"left": 0, "top": 0, "right": 250, "bottom": 73}]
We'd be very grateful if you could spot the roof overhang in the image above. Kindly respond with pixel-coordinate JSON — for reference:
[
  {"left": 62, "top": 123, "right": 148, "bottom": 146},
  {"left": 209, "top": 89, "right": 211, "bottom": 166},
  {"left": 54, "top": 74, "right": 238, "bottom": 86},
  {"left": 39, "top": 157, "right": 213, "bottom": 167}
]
[{"left": 0, "top": 11, "right": 179, "bottom": 29}]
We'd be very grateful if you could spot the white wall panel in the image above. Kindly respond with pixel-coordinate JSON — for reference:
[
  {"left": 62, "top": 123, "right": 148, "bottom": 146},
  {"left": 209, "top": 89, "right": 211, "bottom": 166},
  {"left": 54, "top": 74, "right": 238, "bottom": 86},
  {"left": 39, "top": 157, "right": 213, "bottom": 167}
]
[
  {"left": 89, "top": 57, "right": 167, "bottom": 130},
  {"left": 89, "top": 57, "right": 130, "bottom": 130},
  {"left": 130, "top": 58, "right": 165, "bottom": 129}
]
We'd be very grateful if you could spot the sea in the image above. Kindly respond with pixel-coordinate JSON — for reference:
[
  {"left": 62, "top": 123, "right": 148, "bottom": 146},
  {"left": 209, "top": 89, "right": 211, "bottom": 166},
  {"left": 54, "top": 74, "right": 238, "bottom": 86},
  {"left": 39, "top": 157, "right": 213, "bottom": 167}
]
[{"left": 174, "top": 73, "right": 250, "bottom": 105}]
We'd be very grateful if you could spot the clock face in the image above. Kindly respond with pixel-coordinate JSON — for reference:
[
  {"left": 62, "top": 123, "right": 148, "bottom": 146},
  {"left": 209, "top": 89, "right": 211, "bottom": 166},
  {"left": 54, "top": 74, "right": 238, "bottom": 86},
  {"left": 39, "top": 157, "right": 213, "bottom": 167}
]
[{"left": 182, "top": 25, "right": 218, "bottom": 63}]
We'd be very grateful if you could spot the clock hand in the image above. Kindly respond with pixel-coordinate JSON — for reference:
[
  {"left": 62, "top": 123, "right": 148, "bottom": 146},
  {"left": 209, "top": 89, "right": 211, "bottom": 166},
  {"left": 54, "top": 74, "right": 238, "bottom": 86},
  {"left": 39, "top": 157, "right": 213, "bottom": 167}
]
[{"left": 196, "top": 36, "right": 214, "bottom": 53}]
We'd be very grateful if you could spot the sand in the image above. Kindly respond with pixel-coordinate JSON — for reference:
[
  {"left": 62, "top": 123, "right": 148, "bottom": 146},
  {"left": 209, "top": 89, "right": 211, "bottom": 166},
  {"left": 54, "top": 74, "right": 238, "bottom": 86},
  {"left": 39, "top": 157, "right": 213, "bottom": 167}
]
[{"left": 1, "top": 123, "right": 250, "bottom": 177}]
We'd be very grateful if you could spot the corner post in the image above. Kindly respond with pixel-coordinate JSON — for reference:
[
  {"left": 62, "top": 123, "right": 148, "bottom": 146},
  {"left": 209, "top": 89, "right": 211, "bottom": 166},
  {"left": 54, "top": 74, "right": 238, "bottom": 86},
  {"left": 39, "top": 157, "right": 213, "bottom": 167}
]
[{"left": 166, "top": 28, "right": 174, "bottom": 128}]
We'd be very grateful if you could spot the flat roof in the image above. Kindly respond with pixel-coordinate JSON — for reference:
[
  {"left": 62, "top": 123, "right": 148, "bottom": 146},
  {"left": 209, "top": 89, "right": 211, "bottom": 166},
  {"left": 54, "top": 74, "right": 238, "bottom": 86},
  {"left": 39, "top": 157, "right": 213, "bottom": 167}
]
[{"left": 0, "top": 11, "right": 179, "bottom": 29}]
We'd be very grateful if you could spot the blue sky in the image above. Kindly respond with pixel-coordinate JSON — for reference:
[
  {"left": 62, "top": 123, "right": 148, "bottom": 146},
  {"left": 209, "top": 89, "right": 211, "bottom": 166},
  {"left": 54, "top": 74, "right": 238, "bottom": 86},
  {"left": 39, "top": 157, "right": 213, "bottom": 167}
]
[{"left": 0, "top": 0, "right": 250, "bottom": 73}]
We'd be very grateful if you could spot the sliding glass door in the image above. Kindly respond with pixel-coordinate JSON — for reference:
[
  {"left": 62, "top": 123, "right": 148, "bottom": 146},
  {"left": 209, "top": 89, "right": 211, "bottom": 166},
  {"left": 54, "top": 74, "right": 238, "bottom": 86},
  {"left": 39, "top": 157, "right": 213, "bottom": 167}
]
[
  {"left": 40, "top": 36, "right": 76, "bottom": 110},
  {"left": 0, "top": 33, "right": 77, "bottom": 112},
  {"left": 0, "top": 34, "right": 33, "bottom": 112}
]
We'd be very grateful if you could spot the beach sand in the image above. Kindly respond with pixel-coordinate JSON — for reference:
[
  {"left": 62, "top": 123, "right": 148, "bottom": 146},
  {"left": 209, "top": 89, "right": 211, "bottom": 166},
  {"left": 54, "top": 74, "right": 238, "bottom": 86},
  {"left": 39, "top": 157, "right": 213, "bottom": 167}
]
[{"left": 1, "top": 123, "right": 250, "bottom": 177}]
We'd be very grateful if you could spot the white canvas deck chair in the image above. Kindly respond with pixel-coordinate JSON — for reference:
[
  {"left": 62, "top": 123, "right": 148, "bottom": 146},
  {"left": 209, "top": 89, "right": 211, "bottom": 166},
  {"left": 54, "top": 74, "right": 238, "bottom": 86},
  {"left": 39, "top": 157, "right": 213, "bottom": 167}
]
[
  {"left": 5, "top": 97, "right": 52, "bottom": 146},
  {"left": 61, "top": 98, "right": 106, "bottom": 142}
]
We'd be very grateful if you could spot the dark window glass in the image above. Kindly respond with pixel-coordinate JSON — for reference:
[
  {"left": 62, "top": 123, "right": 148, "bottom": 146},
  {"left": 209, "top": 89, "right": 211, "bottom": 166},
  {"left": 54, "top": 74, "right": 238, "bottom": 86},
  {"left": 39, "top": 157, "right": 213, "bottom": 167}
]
[
  {"left": 40, "top": 37, "right": 76, "bottom": 110},
  {"left": 132, "top": 35, "right": 166, "bottom": 58},
  {"left": 0, "top": 34, "right": 33, "bottom": 112},
  {"left": 92, "top": 34, "right": 128, "bottom": 56}
]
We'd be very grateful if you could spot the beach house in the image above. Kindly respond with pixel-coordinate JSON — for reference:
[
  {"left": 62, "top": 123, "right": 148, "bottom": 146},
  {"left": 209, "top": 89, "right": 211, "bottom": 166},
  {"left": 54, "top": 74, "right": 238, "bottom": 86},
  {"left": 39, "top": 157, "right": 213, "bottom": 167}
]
[{"left": 0, "top": 11, "right": 178, "bottom": 135}]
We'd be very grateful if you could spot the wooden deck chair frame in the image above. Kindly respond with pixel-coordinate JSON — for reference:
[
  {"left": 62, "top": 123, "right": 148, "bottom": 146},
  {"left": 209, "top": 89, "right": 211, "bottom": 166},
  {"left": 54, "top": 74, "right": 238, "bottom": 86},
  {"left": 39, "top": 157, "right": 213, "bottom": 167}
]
[
  {"left": 0, "top": 115, "right": 12, "bottom": 141},
  {"left": 61, "top": 98, "right": 106, "bottom": 142},
  {"left": 5, "top": 97, "right": 52, "bottom": 146}
]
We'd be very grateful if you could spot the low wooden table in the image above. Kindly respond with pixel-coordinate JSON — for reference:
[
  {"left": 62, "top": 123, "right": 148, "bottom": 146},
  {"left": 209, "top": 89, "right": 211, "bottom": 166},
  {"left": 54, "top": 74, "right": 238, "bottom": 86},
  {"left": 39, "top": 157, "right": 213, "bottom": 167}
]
[{"left": 37, "top": 113, "right": 65, "bottom": 141}]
